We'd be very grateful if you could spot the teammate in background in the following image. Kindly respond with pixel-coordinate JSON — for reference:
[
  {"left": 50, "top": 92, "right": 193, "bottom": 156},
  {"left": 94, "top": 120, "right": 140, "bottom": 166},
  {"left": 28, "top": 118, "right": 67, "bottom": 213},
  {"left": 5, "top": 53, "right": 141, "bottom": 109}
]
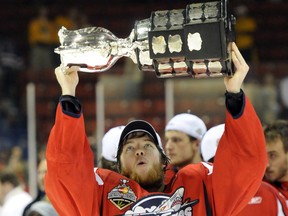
[
  {"left": 45, "top": 43, "right": 267, "bottom": 215},
  {"left": 201, "top": 124, "right": 288, "bottom": 215},
  {"left": 165, "top": 113, "right": 207, "bottom": 167},
  {"left": 99, "top": 126, "right": 125, "bottom": 172},
  {"left": 200, "top": 124, "right": 225, "bottom": 163},
  {"left": 264, "top": 120, "right": 288, "bottom": 201},
  {"left": 164, "top": 113, "right": 206, "bottom": 184}
]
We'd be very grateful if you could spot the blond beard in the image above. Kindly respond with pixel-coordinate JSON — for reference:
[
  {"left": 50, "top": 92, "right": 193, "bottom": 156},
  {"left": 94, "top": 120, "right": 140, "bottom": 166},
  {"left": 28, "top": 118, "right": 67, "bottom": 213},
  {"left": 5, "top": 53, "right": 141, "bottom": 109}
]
[{"left": 121, "top": 162, "right": 164, "bottom": 189}]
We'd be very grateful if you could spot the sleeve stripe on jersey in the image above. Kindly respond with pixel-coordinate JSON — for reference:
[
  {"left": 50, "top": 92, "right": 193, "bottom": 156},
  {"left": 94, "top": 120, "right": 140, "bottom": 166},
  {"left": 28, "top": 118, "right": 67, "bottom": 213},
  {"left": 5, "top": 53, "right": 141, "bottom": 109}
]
[
  {"left": 94, "top": 168, "right": 104, "bottom": 185},
  {"left": 201, "top": 162, "right": 213, "bottom": 175}
]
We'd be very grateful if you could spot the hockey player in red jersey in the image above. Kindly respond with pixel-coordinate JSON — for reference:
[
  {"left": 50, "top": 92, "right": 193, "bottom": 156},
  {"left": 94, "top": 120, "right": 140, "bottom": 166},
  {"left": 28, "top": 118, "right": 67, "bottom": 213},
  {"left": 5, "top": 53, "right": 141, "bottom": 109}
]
[
  {"left": 45, "top": 43, "right": 267, "bottom": 215},
  {"left": 201, "top": 124, "right": 288, "bottom": 215},
  {"left": 264, "top": 120, "right": 288, "bottom": 203}
]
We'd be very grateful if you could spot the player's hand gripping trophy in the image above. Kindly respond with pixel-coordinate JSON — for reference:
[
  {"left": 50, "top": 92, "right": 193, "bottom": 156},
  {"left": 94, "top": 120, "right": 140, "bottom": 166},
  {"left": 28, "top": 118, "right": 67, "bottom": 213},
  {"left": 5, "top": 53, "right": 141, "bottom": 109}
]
[{"left": 55, "top": 0, "right": 236, "bottom": 78}]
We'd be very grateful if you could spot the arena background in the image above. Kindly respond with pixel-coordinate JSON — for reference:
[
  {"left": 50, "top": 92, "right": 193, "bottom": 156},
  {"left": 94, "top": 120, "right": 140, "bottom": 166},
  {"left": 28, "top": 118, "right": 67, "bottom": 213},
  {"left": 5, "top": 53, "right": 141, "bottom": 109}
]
[{"left": 0, "top": 0, "right": 287, "bottom": 196}]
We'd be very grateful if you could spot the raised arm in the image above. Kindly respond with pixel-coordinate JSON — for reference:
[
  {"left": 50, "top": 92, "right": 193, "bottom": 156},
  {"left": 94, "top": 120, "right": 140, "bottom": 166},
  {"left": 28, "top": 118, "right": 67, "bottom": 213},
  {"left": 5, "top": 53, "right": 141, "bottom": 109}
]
[
  {"left": 224, "top": 42, "right": 249, "bottom": 94},
  {"left": 45, "top": 66, "right": 100, "bottom": 215},
  {"left": 210, "top": 43, "right": 268, "bottom": 215}
]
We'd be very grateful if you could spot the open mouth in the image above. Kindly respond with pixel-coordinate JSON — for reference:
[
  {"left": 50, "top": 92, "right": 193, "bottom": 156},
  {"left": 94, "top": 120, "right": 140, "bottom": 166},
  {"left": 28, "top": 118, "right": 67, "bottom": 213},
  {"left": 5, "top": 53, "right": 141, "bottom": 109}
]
[{"left": 137, "top": 161, "right": 146, "bottom": 166}]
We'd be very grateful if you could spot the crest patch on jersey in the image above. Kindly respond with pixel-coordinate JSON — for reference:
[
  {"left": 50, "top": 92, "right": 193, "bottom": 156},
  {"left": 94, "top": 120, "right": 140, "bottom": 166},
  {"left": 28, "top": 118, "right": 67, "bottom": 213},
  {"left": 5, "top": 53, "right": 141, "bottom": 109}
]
[
  {"left": 108, "top": 179, "right": 137, "bottom": 210},
  {"left": 124, "top": 187, "right": 199, "bottom": 215}
]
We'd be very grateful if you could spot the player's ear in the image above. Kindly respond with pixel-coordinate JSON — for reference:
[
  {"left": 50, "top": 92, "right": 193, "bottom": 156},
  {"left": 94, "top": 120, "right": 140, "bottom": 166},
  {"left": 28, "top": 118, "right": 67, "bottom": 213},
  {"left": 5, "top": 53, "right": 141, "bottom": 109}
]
[
  {"left": 285, "top": 150, "right": 288, "bottom": 162},
  {"left": 191, "top": 139, "right": 200, "bottom": 151}
]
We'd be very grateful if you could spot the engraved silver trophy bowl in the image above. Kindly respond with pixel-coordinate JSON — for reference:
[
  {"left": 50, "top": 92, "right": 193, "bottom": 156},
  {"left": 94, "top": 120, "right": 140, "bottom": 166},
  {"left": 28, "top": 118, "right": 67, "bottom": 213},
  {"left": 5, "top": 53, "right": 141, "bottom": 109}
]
[{"left": 55, "top": 0, "right": 236, "bottom": 78}]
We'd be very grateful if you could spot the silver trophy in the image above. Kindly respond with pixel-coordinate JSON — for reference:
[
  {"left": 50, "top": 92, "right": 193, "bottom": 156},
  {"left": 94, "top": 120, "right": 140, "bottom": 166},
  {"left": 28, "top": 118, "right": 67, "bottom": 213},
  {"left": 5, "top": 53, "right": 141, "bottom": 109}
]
[{"left": 55, "top": 0, "right": 236, "bottom": 78}]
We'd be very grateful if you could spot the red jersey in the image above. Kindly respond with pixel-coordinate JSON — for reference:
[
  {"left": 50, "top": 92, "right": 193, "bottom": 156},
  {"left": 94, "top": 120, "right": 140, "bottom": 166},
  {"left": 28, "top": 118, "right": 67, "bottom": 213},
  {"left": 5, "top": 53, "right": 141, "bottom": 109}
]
[
  {"left": 45, "top": 97, "right": 267, "bottom": 216},
  {"left": 269, "top": 181, "right": 288, "bottom": 209},
  {"left": 278, "top": 182, "right": 288, "bottom": 199},
  {"left": 165, "top": 165, "right": 288, "bottom": 215},
  {"left": 237, "top": 181, "right": 288, "bottom": 215}
]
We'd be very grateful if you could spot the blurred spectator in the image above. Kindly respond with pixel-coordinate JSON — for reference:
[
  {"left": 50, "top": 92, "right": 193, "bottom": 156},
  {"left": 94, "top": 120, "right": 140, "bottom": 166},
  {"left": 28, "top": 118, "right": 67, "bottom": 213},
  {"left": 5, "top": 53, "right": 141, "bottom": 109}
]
[
  {"left": 0, "top": 171, "right": 32, "bottom": 216},
  {"left": 26, "top": 201, "right": 58, "bottom": 216},
  {"left": 23, "top": 158, "right": 49, "bottom": 216},
  {"left": 234, "top": 4, "right": 257, "bottom": 63},
  {"left": 28, "top": 5, "right": 55, "bottom": 71}
]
